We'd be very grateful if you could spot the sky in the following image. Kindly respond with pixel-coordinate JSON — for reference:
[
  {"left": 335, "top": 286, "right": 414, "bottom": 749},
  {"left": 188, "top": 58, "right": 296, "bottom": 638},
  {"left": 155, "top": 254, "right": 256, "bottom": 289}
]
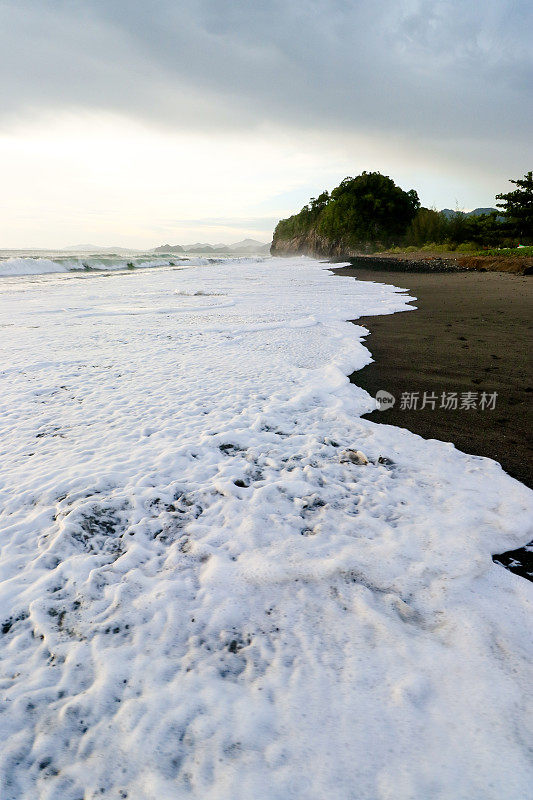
[{"left": 0, "top": 0, "right": 531, "bottom": 249}]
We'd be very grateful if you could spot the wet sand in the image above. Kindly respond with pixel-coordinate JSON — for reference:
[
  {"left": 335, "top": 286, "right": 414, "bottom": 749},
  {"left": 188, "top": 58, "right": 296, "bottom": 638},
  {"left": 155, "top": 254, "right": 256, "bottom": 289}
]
[{"left": 333, "top": 265, "right": 533, "bottom": 578}]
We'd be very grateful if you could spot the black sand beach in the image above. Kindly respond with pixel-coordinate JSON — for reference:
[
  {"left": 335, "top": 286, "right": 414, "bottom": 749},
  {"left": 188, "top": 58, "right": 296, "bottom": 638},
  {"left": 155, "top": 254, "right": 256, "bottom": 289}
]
[{"left": 333, "top": 264, "right": 533, "bottom": 578}]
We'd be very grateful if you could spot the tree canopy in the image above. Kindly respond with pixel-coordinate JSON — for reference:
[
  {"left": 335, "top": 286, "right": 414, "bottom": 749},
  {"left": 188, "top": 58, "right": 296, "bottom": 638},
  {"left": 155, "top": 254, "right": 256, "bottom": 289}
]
[
  {"left": 272, "top": 170, "right": 532, "bottom": 252},
  {"left": 496, "top": 171, "right": 533, "bottom": 243},
  {"left": 273, "top": 171, "right": 420, "bottom": 249},
  {"left": 317, "top": 172, "right": 420, "bottom": 247}
]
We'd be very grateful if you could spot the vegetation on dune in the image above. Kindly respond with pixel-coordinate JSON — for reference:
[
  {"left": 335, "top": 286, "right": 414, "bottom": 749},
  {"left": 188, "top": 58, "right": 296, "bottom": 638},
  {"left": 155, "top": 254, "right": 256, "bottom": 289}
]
[
  {"left": 272, "top": 171, "right": 533, "bottom": 254},
  {"left": 404, "top": 208, "right": 511, "bottom": 250},
  {"left": 496, "top": 171, "right": 533, "bottom": 243}
]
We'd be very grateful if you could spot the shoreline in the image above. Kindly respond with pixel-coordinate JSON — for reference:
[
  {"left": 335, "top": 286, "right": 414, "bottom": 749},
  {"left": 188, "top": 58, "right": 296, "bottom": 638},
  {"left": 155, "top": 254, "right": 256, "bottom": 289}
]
[
  {"left": 331, "top": 252, "right": 533, "bottom": 275},
  {"left": 333, "top": 262, "right": 533, "bottom": 579},
  {"left": 271, "top": 244, "right": 533, "bottom": 275}
]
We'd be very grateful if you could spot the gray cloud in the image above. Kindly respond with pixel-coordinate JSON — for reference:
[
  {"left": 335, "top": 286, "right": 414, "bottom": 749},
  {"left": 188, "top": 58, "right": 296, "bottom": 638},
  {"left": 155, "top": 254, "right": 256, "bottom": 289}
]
[{"left": 0, "top": 1, "right": 531, "bottom": 158}]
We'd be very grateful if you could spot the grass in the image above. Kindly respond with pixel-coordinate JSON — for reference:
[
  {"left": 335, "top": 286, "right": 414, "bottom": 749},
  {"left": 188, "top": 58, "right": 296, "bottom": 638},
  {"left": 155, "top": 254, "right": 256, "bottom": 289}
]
[
  {"left": 378, "top": 244, "right": 533, "bottom": 258},
  {"left": 480, "top": 246, "right": 533, "bottom": 257}
]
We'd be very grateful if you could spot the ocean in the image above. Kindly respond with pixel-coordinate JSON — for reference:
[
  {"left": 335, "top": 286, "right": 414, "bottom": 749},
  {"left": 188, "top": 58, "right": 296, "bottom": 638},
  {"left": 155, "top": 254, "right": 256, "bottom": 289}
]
[
  {"left": 0, "top": 248, "right": 265, "bottom": 277},
  {"left": 0, "top": 255, "right": 531, "bottom": 799}
]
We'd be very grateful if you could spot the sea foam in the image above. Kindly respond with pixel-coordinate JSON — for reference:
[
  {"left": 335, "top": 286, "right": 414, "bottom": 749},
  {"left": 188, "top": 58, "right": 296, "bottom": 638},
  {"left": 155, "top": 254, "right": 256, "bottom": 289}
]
[{"left": 0, "top": 257, "right": 531, "bottom": 800}]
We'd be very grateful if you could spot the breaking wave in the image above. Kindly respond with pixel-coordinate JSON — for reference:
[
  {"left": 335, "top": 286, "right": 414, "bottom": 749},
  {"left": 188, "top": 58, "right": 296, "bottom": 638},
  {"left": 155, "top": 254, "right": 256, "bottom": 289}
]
[
  {"left": 0, "top": 254, "right": 189, "bottom": 276},
  {"left": 0, "top": 252, "right": 270, "bottom": 277}
]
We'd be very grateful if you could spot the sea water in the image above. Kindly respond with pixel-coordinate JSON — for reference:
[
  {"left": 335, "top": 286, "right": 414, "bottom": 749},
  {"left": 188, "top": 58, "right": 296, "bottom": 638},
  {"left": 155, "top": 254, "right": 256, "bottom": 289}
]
[{"left": 0, "top": 256, "right": 531, "bottom": 799}]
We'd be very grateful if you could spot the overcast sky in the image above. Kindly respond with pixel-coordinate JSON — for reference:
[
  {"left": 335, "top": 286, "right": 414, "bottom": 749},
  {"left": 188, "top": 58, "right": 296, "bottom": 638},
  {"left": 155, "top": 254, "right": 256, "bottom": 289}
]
[{"left": 0, "top": 0, "right": 531, "bottom": 248}]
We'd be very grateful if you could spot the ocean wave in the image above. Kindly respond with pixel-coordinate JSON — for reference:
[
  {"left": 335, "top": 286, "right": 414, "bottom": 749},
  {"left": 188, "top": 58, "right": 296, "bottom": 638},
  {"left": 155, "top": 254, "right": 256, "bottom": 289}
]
[
  {"left": 0, "top": 254, "right": 268, "bottom": 277},
  {"left": 0, "top": 256, "right": 186, "bottom": 276},
  {"left": 0, "top": 257, "right": 71, "bottom": 276}
]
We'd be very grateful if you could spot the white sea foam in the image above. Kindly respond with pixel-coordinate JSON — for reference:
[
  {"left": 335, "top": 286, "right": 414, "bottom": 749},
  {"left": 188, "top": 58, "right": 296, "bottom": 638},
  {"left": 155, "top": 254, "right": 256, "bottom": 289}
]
[
  {"left": 0, "top": 256, "right": 72, "bottom": 275},
  {"left": 0, "top": 255, "right": 182, "bottom": 276},
  {"left": 0, "top": 253, "right": 267, "bottom": 276},
  {"left": 0, "top": 257, "right": 531, "bottom": 800}
]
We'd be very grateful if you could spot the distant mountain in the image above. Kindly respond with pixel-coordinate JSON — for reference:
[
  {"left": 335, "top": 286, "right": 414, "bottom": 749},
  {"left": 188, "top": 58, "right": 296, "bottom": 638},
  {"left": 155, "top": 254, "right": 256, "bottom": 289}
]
[
  {"left": 152, "top": 239, "right": 271, "bottom": 255},
  {"left": 228, "top": 239, "right": 271, "bottom": 254},
  {"left": 153, "top": 244, "right": 185, "bottom": 254},
  {"left": 467, "top": 207, "right": 499, "bottom": 217},
  {"left": 440, "top": 207, "right": 498, "bottom": 219},
  {"left": 63, "top": 244, "right": 140, "bottom": 254},
  {"left": 231, "top": 238, "right": 265, "bottom": 249},
  {"left": 186, "top": 244, "right": 217, "bottom": 253}
]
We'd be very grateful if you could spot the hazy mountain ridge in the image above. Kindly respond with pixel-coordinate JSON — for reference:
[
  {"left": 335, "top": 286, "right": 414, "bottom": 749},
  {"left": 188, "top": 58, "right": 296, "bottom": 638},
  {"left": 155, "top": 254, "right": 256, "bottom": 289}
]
[
  {"left": 60, "top": 239, "right": 271, "bottom": 255},
  {"left": 440, "top": 207, "right": 499, "bottom": 219},
  {"left": 153, "top": 238, "right": 271, "bottom": 255},
  {"left": 62, "top": 245, "right": 142, "bottom": 254}
]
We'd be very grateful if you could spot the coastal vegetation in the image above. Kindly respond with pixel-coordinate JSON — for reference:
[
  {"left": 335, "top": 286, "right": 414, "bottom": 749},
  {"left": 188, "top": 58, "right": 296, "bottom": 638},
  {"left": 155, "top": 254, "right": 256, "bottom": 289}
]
[
  {"left": 496, "top": 171, "right": 533, "bottom": 243},
  {"left": 271, "top": 171, "right": 533, "bottom": 257}
]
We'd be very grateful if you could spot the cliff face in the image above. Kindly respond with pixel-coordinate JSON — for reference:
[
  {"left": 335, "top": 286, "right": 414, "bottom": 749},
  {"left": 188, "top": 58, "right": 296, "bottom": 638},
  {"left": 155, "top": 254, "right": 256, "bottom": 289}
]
[{"left": 270, "top": 229, "right": 365, "bottom": 259}]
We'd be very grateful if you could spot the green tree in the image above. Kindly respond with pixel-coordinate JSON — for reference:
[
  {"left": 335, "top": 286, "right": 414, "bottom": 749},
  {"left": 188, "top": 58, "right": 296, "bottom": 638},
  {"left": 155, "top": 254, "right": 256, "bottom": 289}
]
[
  {"left": 406, "top": 208, "right": 447, "bottom": 247},
  {"left": 317, "top": 172, "right": 420, "bottom": 248},
  {"left": 464, "top": 212, "right": 506, "bottom": 248},
  {"left": 309, "top": 191, "right": 330, "bottom": 215},
  {"left": 496, "top": 171, "right": 533, "bottom": 243}
]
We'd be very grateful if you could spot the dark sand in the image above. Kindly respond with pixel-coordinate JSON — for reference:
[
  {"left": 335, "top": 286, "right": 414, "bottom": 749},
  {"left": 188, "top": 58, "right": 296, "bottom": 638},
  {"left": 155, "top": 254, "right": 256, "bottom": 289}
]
[{"left": 333, "top": 265, "right": 533, "bottom": 579}]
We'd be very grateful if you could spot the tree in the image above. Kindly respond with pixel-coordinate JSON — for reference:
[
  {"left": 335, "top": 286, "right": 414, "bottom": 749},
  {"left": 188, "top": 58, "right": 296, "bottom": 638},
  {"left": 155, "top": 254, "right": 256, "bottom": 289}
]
[
  {"left": 496, "top": 171, "right": 533, "bottom": 243},
  {"left": 309, "top": 191, "right": 330, "bottom": 214},
  {"left": 317, "top": 172, "right": 420, "bottom": 247},
  {"left": 406, "top": 208, "right": 447, "bottom": 247},
  {"left": 464, "top": 212, "right": 506, "bottom": 248}
]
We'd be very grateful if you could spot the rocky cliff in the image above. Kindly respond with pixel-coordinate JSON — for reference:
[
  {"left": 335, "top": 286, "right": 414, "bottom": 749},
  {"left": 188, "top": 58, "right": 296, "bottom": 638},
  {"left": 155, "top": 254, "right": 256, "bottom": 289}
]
[{"left": 270, "top": 230, "right": 366, "bottom": 259}]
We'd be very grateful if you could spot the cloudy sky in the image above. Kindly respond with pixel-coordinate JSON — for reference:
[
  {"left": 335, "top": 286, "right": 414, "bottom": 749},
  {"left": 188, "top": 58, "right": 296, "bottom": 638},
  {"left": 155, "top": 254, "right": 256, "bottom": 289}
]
[{"left": 0, "top": 0, "right": 531, "bottom": 249}]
